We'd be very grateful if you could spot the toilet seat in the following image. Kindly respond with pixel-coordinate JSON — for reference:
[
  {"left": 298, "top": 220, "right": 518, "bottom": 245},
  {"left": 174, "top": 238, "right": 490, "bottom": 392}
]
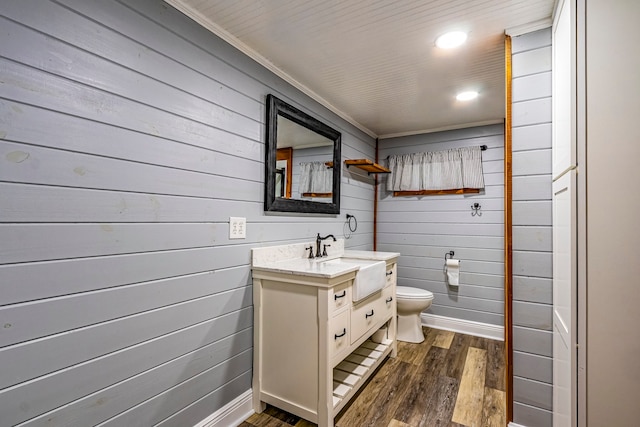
[{"left": 396, "top": 286, "right": 434, "bottom": 300}]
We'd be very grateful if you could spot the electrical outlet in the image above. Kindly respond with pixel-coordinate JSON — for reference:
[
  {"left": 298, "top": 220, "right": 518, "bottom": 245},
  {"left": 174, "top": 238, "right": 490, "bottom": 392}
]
[{"left": 229, "top": 217, "right": 246, "bottom": 239}]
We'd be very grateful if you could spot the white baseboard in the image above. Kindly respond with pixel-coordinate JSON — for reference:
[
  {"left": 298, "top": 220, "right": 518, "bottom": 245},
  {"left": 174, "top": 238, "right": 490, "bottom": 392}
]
[
  {"left": 508, "top": 423, "right": 527, "bottom": 427},
  {"left": 194, "top": 389, "right": 253, "bottom": 427},
  {"left": 421, "top": 313, "right": 504, "bottom": 341}
]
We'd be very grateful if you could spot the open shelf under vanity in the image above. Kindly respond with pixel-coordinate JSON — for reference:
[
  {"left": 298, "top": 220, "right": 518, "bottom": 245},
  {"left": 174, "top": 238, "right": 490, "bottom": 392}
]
[{"left": 332, "top": 338, "right": 393, "bottom": 413}]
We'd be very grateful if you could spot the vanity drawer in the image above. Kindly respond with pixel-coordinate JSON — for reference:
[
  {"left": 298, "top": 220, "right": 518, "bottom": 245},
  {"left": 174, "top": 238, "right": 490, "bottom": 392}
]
[
  {"left": 350, "top": 292, "right": 383, "bottom": 344},
  {"left": 385, "top": 263, "right": 396, "bottom": 288},
  {"left": 330, "top": 309, "right": 350, "bottom": 360},
  {"left": 381, "top": 285, "right": 395, "bottom": 317},
  {"left": 329, "top": 282, "right": 351, "bottom": 313}
]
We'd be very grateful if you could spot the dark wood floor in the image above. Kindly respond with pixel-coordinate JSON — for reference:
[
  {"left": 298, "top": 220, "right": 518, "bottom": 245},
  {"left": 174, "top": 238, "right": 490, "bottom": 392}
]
[{"left": 242, "top": 327, "right": 505, "bottom": 427}]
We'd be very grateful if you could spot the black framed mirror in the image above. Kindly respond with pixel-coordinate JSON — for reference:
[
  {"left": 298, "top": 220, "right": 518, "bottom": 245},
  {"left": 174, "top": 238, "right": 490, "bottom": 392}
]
[{"left": 265, "top": 94, "right": 341, "bottom": 214}]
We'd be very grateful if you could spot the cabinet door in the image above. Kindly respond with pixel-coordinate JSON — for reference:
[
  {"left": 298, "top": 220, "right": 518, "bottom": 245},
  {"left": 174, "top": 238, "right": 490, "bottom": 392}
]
[
  {"left": 552, "top": 0, "right": 577, "bottom": 178},
  {"left": 552, "top": 170, "right": 576, "bottom": 427}
]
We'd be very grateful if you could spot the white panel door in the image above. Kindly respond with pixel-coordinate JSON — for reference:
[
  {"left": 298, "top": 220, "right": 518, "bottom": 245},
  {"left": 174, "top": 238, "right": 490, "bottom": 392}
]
[
  {"left": 552, "top": 0, "right": 576, "bottom": 179},
  {"left": 553, "top": 170, "right": 576, "bottom": 427}
]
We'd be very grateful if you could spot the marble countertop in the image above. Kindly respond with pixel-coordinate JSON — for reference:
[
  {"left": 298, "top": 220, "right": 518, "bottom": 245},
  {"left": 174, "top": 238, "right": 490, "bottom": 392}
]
[
  {"left": 343, "top": 250, "right": 400, "bottom": 262},
  {"left": 251, "top": 243, "right": 399, "bottom": 279},
  {"left": 251, "top": 257, "right": 361, "bottom": 278}
]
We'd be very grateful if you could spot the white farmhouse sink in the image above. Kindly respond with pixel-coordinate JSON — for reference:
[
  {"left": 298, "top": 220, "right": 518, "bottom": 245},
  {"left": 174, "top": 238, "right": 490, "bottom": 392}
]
[{"left": 322, "top": 257, "right": 386, "bottom": 302}]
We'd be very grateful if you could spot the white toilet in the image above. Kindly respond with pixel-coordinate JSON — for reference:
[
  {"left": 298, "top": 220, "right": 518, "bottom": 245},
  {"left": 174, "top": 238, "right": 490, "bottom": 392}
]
[{"left": 396, "top": 286, "right": 434, "bottom": 343}]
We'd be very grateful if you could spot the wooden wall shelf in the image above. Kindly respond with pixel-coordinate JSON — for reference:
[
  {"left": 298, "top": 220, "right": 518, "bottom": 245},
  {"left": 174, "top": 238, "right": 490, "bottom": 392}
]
[
  {"left": 301, "top": 192, "right": 332, "bottom": 198},
  {"left": 393, "top": 188, "right": 481, "bottom": 197},
  {"left": 344, "top": 159, "right": 391, "bottom": 175}
]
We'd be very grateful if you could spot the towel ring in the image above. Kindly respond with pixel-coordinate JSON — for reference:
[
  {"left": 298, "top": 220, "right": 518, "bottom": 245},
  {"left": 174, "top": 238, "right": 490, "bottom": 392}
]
[
  {"left": 344, "top": 214, "right": 358, "bottom": 239},
  {"left": 346, "top": 214, "right": 358, "bottom": 232}
]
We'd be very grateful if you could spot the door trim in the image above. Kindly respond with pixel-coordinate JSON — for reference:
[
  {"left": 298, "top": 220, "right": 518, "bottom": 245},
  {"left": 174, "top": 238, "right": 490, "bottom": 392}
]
[{"left": 504, "top": 33, "right": 514, "bottom": 423}]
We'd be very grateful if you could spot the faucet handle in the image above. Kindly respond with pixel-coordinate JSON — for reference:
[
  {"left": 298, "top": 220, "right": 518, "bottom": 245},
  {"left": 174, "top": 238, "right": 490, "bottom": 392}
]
[
  {"left": 305, "top": 246, "right": 314, "bottom": 259},
  {"left": 322, "top": 244, "right": 331, "bottom": 257}
]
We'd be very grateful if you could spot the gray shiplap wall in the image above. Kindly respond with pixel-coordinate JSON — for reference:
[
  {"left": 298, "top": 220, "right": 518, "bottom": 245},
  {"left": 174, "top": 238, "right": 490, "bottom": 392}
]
[
  {"left": 511, "top": 27, "right": 553, "bottom": 427},
  {"left": 377, "top": 124, "right": 505, "bottom": 326},
  {"left": 0, "top": 1, "right": 375, "bottom": 426}
]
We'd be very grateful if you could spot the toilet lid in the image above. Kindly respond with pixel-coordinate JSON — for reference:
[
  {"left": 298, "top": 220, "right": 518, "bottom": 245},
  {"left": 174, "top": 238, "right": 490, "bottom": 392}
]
[{"left": 396, "top": 286, "right": 434, "bottom": 300}]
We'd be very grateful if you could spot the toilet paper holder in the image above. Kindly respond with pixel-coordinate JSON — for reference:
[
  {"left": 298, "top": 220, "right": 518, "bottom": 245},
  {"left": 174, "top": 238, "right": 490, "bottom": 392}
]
[{"left": 444, "top": 251, "right": 455, "bottom": 261}]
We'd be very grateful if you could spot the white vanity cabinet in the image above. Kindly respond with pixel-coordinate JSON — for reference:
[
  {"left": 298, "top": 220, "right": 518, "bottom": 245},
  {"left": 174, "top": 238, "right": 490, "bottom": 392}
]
[{"left": 251, "top": 247, "right": 398, "bottom": 427}]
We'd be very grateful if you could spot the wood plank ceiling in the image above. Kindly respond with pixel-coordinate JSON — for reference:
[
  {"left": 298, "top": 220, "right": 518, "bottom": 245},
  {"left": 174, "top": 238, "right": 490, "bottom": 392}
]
[{"left": 165, "top": 0, "right": 555, "bottom": 137}]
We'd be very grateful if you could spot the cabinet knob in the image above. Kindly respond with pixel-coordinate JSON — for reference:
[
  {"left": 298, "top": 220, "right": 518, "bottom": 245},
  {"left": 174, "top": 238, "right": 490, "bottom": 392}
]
[
  {"left": 365, "top": 310, "right": 374, "bottom": 318},
  {"left": 386, "top": 271, "right": 393, "bottom": 276},
  {"left": 386, "top": 297, "right": 393, "bottom": 303},
  {"left": 334, "top": 328, "right": 346, "bottom": 339},
  {"left": 334, "top": 290, "right": 346, "bottom": 300}
]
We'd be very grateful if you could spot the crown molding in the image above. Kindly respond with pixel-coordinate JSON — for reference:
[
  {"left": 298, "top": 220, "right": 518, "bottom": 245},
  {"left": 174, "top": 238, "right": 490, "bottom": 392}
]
[
  {"left": 505, "top": 18, "right": 553, "bottom": 37},
  {"left": 379, "top": 119, "right": 504, "bottom": 140}
]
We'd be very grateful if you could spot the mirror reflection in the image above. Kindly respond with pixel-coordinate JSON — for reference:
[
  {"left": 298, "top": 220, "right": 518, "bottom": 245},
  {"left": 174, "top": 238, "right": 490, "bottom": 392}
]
[
  {"left": 264, "top": 94, "right": 341, "bottom": 214},
  {"left": 275, "top": 147, "right": 292, "bottom": 198},
  {"left": 276, "top": 115, "right": 334, "bottom": 203}
]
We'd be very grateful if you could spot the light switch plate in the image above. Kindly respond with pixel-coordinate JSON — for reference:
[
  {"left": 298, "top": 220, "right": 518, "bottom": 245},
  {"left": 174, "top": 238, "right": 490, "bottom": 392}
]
[{"left": 229, "top": 217, "right": 246, "bottom": 239}]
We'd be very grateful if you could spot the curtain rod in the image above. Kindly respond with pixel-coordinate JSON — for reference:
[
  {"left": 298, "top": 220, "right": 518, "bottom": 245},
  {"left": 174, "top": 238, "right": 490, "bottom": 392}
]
[{"left": 386, "top": 145, "right": 488, "bottom": 160}]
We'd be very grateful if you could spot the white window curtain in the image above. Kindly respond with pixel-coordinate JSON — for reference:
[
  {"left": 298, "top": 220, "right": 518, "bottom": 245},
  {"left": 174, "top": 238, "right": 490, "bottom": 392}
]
[
  {"left": 299, "top": 161, "right": 332, "bottom": 194},
  {"left": 386, "top": 146, "right": 484, "bottom": 191}
]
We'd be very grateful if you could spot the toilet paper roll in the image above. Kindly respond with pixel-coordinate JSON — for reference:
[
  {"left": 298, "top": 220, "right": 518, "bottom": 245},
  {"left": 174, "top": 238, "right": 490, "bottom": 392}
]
[{"left": 446, "top": 259, "right": 460, "bottom": 286}]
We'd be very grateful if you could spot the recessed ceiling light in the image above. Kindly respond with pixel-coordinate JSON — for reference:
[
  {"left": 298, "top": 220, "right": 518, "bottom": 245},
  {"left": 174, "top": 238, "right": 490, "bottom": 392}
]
[
  {"left": 456, "top": 91, "right": 478, "bottom": 101},
  {"left": 435, "top": 31, "right": 467, "bottom": 49}
]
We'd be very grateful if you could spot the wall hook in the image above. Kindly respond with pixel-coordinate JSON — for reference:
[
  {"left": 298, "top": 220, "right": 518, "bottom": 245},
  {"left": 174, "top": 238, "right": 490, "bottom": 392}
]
[{"left": 471, "top": 202, "right": 482, "bottom": 216}]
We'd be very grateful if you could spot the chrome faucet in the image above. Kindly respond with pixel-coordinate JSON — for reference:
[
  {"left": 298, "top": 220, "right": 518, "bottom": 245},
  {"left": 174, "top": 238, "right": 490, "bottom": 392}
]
[{"left": 316, "top": 233, "right": 336, "bottom": 258}]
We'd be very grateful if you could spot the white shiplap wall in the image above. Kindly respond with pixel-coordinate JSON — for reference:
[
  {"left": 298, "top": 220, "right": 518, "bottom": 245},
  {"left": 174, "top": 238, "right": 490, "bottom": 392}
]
[
  {"left": 377, "top": 124, "right": 505, "bottom": 326},
  {"left": 511, "top": 27, "right": 554, "bottom": 427},
  {"left": 0, "top": 0, "right": 375, "bottom": 425}
]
